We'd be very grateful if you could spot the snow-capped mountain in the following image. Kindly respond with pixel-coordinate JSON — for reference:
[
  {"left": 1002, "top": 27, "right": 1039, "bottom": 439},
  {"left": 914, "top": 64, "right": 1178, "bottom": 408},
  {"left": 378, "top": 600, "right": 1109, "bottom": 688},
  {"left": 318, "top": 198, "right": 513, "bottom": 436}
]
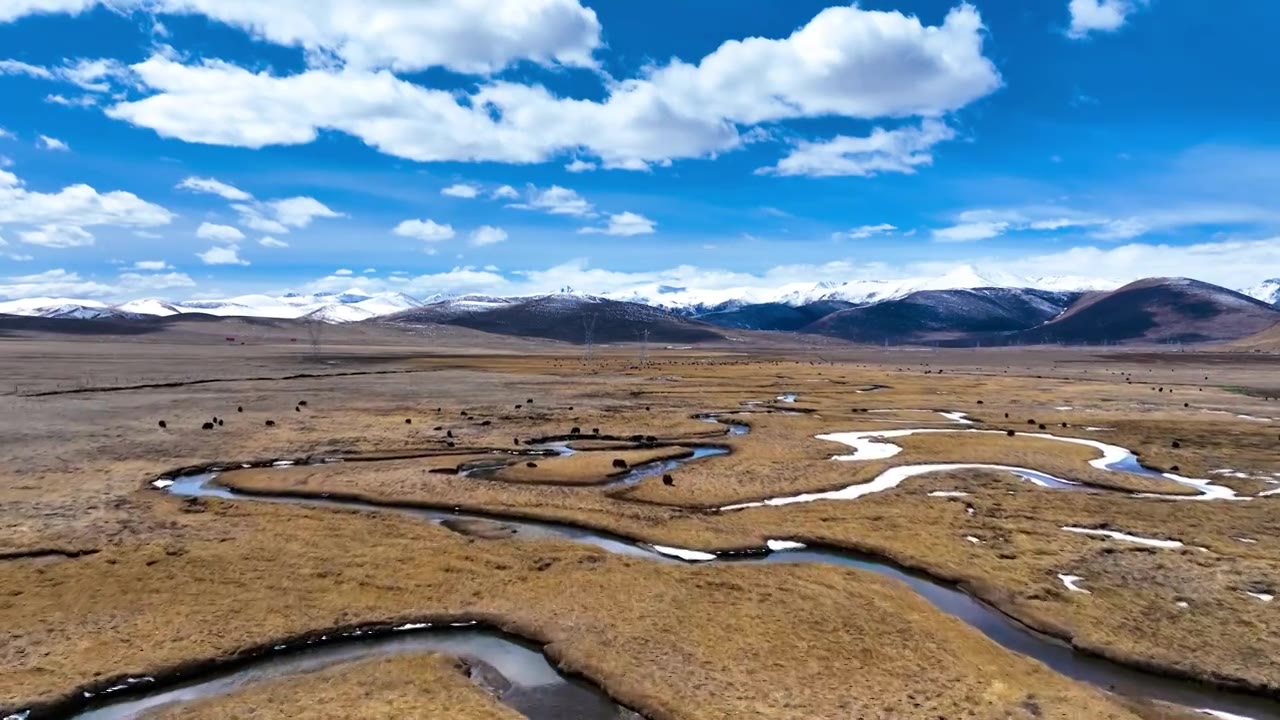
[
  {"left": 1243, "top": 278, "right": 1280, "bottom": 306},
  {"left": 0, "top": 297, "right": 115, "bottom": 319},
  {"left": 598, "top": 265, "right": 1120, "bottom": 313},
  {"left": 4, "top": 269, "right": 1274, "bottom": 326},
  {"left": 0, "top": 290, "right": 425, "bottom": 323}
]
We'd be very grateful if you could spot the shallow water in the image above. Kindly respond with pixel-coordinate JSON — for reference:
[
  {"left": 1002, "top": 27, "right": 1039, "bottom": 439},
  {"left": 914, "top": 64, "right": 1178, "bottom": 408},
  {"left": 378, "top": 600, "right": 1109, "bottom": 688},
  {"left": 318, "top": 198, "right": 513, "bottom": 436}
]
[{"left": 68, "top": 627, "right": 629, "bottom": 720}]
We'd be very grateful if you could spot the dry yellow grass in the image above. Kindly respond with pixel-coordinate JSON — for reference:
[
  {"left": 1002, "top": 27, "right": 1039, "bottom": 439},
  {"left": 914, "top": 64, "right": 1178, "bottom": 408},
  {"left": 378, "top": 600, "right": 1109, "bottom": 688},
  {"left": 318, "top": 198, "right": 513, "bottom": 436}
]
[
  {"left": 489, "top": 445, "right": 695, "bottom": 485},
  {"left": 3, "top": 341, "right": 1280, "bottom": 718},
  {"left": 1, "top": 498, "right": 1143, "bottom": 720}
]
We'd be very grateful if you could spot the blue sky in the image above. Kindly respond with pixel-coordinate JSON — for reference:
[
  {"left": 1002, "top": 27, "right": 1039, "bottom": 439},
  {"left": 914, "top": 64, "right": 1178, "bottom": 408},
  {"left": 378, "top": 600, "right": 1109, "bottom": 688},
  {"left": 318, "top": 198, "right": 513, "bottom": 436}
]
[{"left": 0, "top": 0, "right": 1278, "bottom": 301}]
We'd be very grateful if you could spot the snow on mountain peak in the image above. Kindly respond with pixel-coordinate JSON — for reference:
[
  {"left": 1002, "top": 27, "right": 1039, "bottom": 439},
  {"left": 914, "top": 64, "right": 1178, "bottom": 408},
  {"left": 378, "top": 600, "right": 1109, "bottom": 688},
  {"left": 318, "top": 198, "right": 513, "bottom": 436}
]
[{"left": 1243, "top": 278, "right": 1280, "bottom": 305}]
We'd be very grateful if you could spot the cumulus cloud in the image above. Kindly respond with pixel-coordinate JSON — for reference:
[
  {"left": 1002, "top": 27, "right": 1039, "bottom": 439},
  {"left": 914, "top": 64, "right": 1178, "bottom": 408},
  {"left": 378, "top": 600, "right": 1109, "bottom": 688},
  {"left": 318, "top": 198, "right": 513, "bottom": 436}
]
[
  {"left": 41, "top": 4, "right": 998, "bottom": 171},
  {"left": 132, "top": 259, "right": 171, "bottom": 270},
  {"left": 195, "top": 222, "right": 245, "bottom": 242},
  {"left": 18, "top": 223, "right": 93, "bottom": 247},
  {"left": 2, "top": 0, "right": 603, "bottom": 74},
  {"left": 579, "top": 211, "right": 656, "bottom": 236},
  {"left": 564, "top": 158, "right": 596, "bottom": 173},
  {"left": 508, "top": 185, "right": 593, "bottom": 216},
  {"left": 258, "top": 236, "right": 288, "bottom": 248},
  {"left": 177, "top": 176, "right": 252, "bottom": 201},
  {"left": 0, "top": 266, "right": 194, "bottom": 300},
  {"left": 0, "top": 268, "right": 112, "bottom": 298},
  {"left": 393, "top": 219, "right": 455, "bottom": 243},
  {"left": 196, "top": 243, "right": 249, "bottom": 265},
  {"left": 0, "top": 169, "right": 173, "bottom": 249},
  {"left": 440, "top": 183, "right": 480, "bottom": 198},
  {"left": 833, "top": 224, "right": 898, "bottom": 240},
  {"left": 469, "top": 225, "right": 508, "bottom": 246},
  {"left": 231, "top": 195, "right": 340, "bottom": 234},
  {"left": 333, "top": 268, "right": 353, "bottom": 276},
  {"left": 491, "top": 185, "right": 519, "bottom": 200},
  {"left": 36, "top": 134, "right": 69, "bottom": 151},
  {"left": 270, "top": 196, "right": 342, "bottom": 227},
  {"left": 1067, "top": 0, "right": 1144, "bottom": 39},
  {"left": 761, "top": 121, "right": 957, "bottom": 177}
]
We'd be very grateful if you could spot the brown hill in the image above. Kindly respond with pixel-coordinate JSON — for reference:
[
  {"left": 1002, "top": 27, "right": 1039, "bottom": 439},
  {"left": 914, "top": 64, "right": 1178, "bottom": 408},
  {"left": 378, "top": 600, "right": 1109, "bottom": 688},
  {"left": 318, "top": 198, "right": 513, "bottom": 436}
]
[{"left": 1000, "top": 278, "right": 1280, "bottom": 345}]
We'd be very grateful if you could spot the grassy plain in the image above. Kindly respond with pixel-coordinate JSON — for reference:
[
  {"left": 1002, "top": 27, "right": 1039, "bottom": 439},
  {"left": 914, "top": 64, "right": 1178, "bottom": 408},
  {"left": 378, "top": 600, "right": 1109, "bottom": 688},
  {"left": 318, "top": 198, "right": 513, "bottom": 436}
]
[{"left": 2, "top": 325, "right": 1279, "bottom": 718}]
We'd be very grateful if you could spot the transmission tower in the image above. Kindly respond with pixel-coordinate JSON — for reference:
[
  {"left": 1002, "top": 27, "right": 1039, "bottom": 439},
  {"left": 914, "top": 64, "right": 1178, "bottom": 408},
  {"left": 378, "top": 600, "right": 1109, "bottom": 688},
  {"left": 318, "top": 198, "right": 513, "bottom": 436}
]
[
  {"left": 582, "top": 313, "right": 597, "bottom": 362},
  {"left": 306, "top": 318, "right": 325, "bottom": 360},
  {"left": 637, "top": 326, "right": 650, "bottom": 367}
]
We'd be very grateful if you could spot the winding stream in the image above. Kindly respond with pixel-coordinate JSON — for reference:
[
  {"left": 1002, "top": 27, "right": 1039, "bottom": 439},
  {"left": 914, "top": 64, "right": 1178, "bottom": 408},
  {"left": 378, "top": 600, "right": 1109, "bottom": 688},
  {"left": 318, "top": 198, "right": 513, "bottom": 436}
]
[
  {"left": 66, "top": 626, "right": 631, "bottom": 720},
  {"left": 25, "top": 412, "right": 1276, "bottom": 720}
]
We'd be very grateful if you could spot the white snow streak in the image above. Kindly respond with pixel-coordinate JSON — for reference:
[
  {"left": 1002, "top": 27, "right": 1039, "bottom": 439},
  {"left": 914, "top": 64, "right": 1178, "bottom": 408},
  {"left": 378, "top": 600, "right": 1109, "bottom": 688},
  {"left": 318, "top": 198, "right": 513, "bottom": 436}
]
[
  {"left": 1058, "top": 574, "right": 1090, "bottom": 594},
  {"left": 649, "top": 545, "right": 717, "bottom": 562},
  {"left": 1061, "top": 526, "right": 1186, "bottom": 549}
]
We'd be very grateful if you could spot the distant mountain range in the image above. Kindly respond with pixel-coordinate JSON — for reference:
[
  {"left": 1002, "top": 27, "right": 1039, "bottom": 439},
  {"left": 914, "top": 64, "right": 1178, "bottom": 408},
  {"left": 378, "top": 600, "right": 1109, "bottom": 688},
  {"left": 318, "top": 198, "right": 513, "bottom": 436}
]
[{"left": 3, "top": 270, "right": 1278, "bottom": 348}]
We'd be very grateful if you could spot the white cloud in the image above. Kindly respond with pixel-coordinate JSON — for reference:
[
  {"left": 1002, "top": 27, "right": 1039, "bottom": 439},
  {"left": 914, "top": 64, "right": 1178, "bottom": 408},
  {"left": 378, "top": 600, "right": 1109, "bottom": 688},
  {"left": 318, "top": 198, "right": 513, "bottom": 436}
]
[
  {"left": 132, "top": 260, "right": 171, "bottom": 270},
  {"left": 441, "top": 183, "right": 480, "bottom": 198},
  {"left": 178, "top": 176, "right": 253, "bottom": 201},
  {"left": 0, "top": 58, "right": 52, "bottom": 79},
  {"left": 933, "top": 204, "right": 1280, "bottom": 243},
  {"left": 195, "top": 222, "right": 245, "bottom": 242},
  {"left": 18, "top": 224, "right": 93, "bottom": 247},
  {"left": 36, "top": 134, "right": 69, "bottom": 151},
  {"left": 833, "top": 224, "right": 898, "bottom": 240},
  {"left": 0, "top": 266, "right": 198, "bottom": 300},
  {"left": 230, "top": 195, "right": 339, "bottom": 234},
  {"left": 196, "top": 244, "right": 249, "bottom": 265},
  {"left": 77, "top": 4, "right": 996, "bottom": 171},
  {"left": 491, "top": 184, "right": 519, "bottom": 200},
  {"left": 45, "top": 93, "right": 97, "bottom": 107},
  {"left": 7, "top": 0, "right": 602, "bottom": 74},
  {"left": 58, "top": 57, "right": 132, "bottom": 91},
  {"left": 0, "top": 268, "right": 111, "bottom": 298},
  {"left": 932, "top": 221, "right": 1010, "bottom": 243},
  {"left": 579, "top": 211, "right": 656, "bottom": 237},
  {"left": 116, "top": 271, "right": 194, "bottom": 290},
  {"left": 393, "top": 218, "right": 455, "bottom": 243},
  {"left": 508, "top": 185, "right": 593, "bottom": 216},
  {"left": 233, "top": 204, "right": 289, "bottom": 234},
  {"left": 0, "top": 168, "right": 173, "bottom": 231},
  {"left": 1068, "top": 0, "right": 1143, "bottom": 39},
  {"left": 469, "top": 225, "right": 508, "bottom": 246},
  {"left": 0, "top": 127, "right": 13, "bottom": 139},
  {"left": 363, "top": 267, "right": 376, "bottom": 273},
  {"left": 564, "top": 158, "right": 596, "bottom": 173},
  {"left": 258, "top": 236, "right": 288, "bottom": 248},
  {"left": 270, "top": 196, "right": 342, "bottom": 227},
  {"left": 761, "top": 121, "right": 956, "bottom": 177},
  {"left": 333, "top": 268, "right": 353, "bottom": 276}
]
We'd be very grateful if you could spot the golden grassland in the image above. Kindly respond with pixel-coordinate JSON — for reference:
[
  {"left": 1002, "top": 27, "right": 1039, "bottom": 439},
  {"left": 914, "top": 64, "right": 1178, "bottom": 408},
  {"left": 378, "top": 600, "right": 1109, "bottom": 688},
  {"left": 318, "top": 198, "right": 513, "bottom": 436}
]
[
  {"left": 2, "top": 339, "right": 1279, "bottom": 718},
  {"left": 488, "top": 445, "right": 695, "bottom": 485},
  {"left": 2, "top": 498, "right": 1144, "bottom": 720},
  {"left": 147, "top": 654, "right": 520, "bottom": 720}
]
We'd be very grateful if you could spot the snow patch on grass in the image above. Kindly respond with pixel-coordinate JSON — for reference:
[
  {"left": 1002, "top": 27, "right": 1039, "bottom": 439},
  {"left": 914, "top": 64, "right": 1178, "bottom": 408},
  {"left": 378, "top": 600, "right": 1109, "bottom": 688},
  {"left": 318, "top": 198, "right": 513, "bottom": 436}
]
[
  {"left": 1058, "top": 574, "right": 1090, "bottom": 594},
  {"left": 1061, "top": 526, "right": 1187, "bottom": 549}
]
